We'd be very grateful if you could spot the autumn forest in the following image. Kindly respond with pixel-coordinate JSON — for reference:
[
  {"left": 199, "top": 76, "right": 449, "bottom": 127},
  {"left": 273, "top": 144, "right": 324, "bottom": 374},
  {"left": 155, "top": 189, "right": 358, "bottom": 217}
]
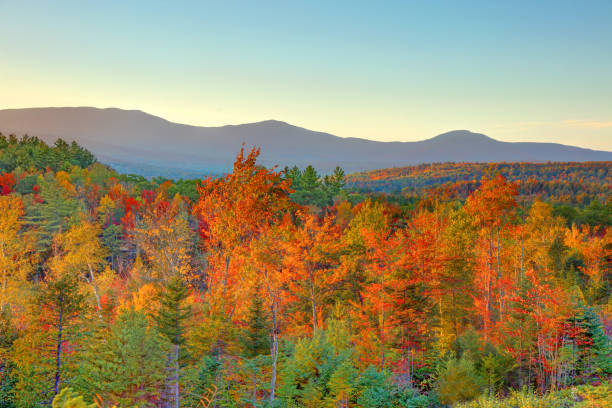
[{"left": 0, "top": 134, "right": 610, "bottom": 408}]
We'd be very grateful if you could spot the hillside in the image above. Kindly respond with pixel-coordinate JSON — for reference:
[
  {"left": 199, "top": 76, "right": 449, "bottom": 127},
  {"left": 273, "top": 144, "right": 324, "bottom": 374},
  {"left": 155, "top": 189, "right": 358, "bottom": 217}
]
[
  {"left": 1, "top": 107, "right": 611, "bottom": 177},
  {"left": 347, "top": 161, "right": 611, "bottom": 204},
  {"left": 0, "top": 136, "right": 610, "bottom": 407}
]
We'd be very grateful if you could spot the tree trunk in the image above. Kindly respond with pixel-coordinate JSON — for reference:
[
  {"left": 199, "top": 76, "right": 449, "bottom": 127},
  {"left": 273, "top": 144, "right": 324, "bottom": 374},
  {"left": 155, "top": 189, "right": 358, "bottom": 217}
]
[
  {"left": 309, "top": 270, "right": 317, "bottom": 333},
  {"left": 252, "top": 367, "right": 257, "bottom": 404},
  {"left": 87, "top": 263, "right": 103, "bottom": 321},
  {"left": 497, "top": 230, "right": 503, "bottom": 322},
  {"left": 520, "top": 212, "right": 525, "bottom": 283},
  {"left": 174, "top": 344, "right": 180, "bottom": 408},
  {"left": 1, "top": 243, "right": 6, "bottom": 312},
  {"left": 53, "top": 297, "right": 64, "bottom": 397},
  {"left": 223, "top": 255, "right": 231, "bottom": 298},
  {"left": 264, "top": 269, "right": 279, "bottom": 403},
  {"left": 270, "top": 331, "right": 278, "bottom": 402},
  {"left": 380, "top": 267, "right": 385, "bottom": 368}
]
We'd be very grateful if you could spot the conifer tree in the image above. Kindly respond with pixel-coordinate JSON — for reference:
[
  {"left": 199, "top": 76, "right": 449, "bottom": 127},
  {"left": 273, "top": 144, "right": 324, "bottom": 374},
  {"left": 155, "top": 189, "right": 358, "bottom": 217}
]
[
  {"left": 40, "top": 272, "right": 86, "bottom": 399},
  {"left": 155, "top": 275, "right": 191, "bottom": 408},
  {"left": 241, "top": 293, "right": 271, "bottom": 404},
  {"left": 13, "top": 272, "right": 86, "bottom": 405},
  {"left": 574, "top": 306, "right": 612, "bottom": 377},
  {"left": 75, "top": 309, "right": 167, "bottom": 406}
]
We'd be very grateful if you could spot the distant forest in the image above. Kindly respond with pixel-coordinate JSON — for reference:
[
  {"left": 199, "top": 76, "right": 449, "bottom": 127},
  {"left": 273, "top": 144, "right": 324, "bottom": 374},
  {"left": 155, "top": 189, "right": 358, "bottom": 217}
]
[{"left": 348, "top": 162, "right": 610, "bottom": 202}]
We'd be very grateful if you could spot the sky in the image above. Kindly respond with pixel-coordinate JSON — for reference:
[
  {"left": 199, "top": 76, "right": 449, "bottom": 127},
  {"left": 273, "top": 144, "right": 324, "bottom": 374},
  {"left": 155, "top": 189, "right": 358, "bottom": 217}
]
[{"left": 1, "top": 0, "right": 611, "bottom": 150}]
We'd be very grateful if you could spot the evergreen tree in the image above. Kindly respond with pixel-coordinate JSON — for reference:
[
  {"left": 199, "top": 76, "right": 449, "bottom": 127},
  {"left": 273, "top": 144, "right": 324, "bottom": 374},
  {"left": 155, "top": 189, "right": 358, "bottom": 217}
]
[
  {"left": 324, "top": 166, "right": 346, "bottom": 200},
  {"left": 0, "top": 310, "right": 17, "bottom": 408},
  {"left": 155, "top": 275, "right": 192, "bottom": 408},
  {"left": 40, "top": 272, "right": 87, "bottom": 399},
  {"left": 241, "top": 294, "right": 271, "bottom": 359},
  {"left": 240, "top": 294, "right": 271, "bottom": 405},
  {"left": 574, "top": 306, "right": 612, "bottom": 377},
  {"left": 25, "top": 176, "right": 81, "bottom": 252},
  {"left": 74, "top": 309, "right": 167, "bottom": 407},
  {"left": 12, "top": 272, "right": 87, "bottom": 405}
]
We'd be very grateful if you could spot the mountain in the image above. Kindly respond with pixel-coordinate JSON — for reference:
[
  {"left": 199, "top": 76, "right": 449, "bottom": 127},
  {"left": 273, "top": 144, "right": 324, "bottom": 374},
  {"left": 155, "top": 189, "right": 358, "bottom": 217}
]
[{"left": 1, "top": 107, "right": 610, "bottom": 178}]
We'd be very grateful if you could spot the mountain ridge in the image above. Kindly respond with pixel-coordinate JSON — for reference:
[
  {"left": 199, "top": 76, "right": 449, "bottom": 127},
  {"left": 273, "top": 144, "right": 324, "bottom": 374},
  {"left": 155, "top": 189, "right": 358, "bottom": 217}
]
[{"left": 1, "top": 107, "right": 610, "bottom": 178}]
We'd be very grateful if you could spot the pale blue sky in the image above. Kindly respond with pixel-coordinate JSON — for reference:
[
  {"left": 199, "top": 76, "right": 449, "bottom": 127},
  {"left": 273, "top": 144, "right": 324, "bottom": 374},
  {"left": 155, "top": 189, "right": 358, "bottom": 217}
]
[{"left": 1, "top": 1, "right": 611, "bottom": 149}]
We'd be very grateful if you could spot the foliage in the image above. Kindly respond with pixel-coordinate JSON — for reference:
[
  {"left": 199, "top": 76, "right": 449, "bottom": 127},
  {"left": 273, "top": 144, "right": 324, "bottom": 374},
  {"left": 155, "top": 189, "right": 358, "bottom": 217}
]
[
  {"left": 51, "top": 388, "right": 95, "bottom": 408},
  {"left": 74, "top": 309, "right": 168, "bottom": 406},
  {"left": 0, "top": 137, "right": 609, "bottom": 407},
  {"left": 435, "top": 357, "right": 484, "bottom": 405}
]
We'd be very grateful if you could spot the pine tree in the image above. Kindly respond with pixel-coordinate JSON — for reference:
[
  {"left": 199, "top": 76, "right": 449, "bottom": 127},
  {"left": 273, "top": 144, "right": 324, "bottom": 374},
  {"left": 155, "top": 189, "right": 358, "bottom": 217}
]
[
  {"left": 241, "top": 293, "right": 271, "bottom": 404},
  {"left": 323, "top": 166, "right": 346, "bottom": 202},
  {"left": 74, "top": 309, "right": 168, "bottom": 406},
  {"left": 574, "top": 306, "right": 612, "bottom": 377},
  {"left": 0, "top": 310, "right": 17, "bottom": 408},
  {"left": 13, "top": 271, "right": 87, "bottom": 405},
  {"left": 242, "top": 294, "right": 271, "bottom": 359},
  {"left": 25, "top": 176, "right": 81, "bottom": 253},
  {"left": 155, "top": 275, "right": 191, "bottom": 408}
]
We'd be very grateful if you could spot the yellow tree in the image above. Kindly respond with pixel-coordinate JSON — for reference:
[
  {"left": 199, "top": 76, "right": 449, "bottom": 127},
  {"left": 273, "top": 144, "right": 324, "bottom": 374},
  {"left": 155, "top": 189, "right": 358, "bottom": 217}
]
[
  {"left": 0, "top": 195, "right": 31, "bottom": 311},
  {"left": 564, "top": 225, "right": 610, "bottom": 304},
  {"left": 131, "top": 194, "right": 193, "bottom": 283},
  {"left": 56, "top": 220, "right": 108, "bottom": 318},
  {"left": 522, "top": 200, "right": 565, "bottom": 277}
]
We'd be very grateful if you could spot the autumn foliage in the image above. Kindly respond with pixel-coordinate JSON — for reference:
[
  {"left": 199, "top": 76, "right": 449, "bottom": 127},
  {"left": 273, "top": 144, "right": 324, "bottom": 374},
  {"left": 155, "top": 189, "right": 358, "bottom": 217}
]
[{"left": 0, "top": 135, "right": 610, "bottom": 407}]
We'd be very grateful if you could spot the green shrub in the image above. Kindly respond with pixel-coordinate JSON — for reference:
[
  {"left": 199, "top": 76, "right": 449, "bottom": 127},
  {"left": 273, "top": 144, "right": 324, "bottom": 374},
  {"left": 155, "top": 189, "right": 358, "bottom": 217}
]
[
  {"left": 51, "top": 388, "right": 95, "bottom": 408},
  {"left": 454, "top": 384, "right": 611, "bottom": 408},
  {"left": 435, "top": 357, "right": 483, "bottom": 405}
]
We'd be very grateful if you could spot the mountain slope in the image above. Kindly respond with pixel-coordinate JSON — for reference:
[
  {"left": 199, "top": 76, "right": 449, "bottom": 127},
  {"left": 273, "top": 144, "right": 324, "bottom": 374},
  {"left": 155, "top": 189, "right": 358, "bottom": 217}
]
[{"left": 0, "top": 107, "right": 610, "bottom": 177}]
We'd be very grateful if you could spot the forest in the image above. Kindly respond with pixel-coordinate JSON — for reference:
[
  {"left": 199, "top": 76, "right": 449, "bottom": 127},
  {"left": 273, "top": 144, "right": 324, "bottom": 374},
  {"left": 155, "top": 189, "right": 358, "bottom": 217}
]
[
  {"left": 0, "top": 133, "right": 610, "bottom": 407},
  {"left": 347, "top": 162, "right": 611, "bottom": 206}
]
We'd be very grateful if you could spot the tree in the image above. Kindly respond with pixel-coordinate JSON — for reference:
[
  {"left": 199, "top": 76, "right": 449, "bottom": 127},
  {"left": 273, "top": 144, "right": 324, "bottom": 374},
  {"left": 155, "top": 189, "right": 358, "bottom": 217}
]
[
  {"left": 240, "top": 293, "right": 271, "bottom": 404},
  {"left": 54, "top": 221, "right": 107, "bottom": 318},
  {"left": 342, "top": 199, "right": 392, "bottom": 367},
  {"left": 194, "top": 147, "right": 292, "bottom": 321},
  {"left": 75, "top": 309, "right": 167, "bottom": 407},
  {"left": 0, "top": 173, "right": 15, "bottom": 196},
  {"left": 283, "top": 211, "right": 342, "bottom": 334},
  {"left": 572, "top": 306, "right": 612, "bottom": 378},
  {"left": 13, "top": 270, "right": 86, "bottom": 405},
  {"left": 435, "top": 357, "right": 483, "bottom": 405},
  {"left": 25, "top": 175, "right": 81, "bottom": 253},
  {"left": 291, "top": 165, "right": 326, "bottom": 207},
  {"left": 52, "top": 388, "right": 95, "bottom": 408},
  {"left": 465, "top": 174, "right": 518, "bottom": 341},
  {"left": 324, "top": 166, "right": 346, "bottom": 201},
  {"left": 0, "top": 195, "right": 30, "bottom": 312},
  {"left": 246, "top": 219, "right": 289, "bottom": 402},
  {"left": 155, "top": 275, "right": 192, "bottom": 408},
  {"left": 131, "top": 194, "right": 193, "bottom": 283}
]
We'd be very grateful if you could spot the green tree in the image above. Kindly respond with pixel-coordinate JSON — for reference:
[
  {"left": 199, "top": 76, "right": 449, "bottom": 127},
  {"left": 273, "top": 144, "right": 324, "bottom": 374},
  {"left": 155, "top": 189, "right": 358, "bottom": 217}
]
[
  {"left": 13, "top": 272, "right": 86, "bottom": 406},
  {"left": 25, "top": 175, "right": 81, "bottom": 253},
  {"left": 323, "top": 166, "right": 346, "bottom": 200},
  {"left": 574, "top": 306, "right": 612, "bottom": 377},
  {"left": 240, "top": 294, "right": 271, "bottom": 404},
  {"left": 155, "top": 275, "right": 192, "bottom": 408},
  {"left": 75, "top": 309, "right": 167, "bottom": 407}
]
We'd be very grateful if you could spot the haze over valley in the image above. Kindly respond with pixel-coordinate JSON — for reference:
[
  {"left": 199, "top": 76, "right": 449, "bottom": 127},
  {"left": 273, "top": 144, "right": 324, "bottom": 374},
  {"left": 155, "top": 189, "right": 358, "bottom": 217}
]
[{"left": 1, "top": 107, "right": 610, "bottom": 178}]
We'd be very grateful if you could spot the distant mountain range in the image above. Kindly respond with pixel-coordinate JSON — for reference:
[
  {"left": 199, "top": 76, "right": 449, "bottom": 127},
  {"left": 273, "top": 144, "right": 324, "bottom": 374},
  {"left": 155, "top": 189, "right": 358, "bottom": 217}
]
[{"left": 1, "top": 107, "right": 610, "bottom": 178}]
